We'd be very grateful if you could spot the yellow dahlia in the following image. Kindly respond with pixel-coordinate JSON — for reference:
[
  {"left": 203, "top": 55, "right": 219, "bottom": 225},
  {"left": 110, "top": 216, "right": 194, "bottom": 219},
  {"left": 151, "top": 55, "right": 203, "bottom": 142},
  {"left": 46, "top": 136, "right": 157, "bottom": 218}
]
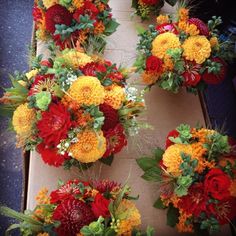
[
  {"left": 61, "top": 49, "right": 93, "bottom": 69},
  {"left": 67, "top": 76, "right": 105, "bottom": 106},
  {"left": 104, "top": 85, "right": 125, "bottom": 109},
  {"left": 182, "top": 36, "right": 211, "bottom": 64},
  {"left": 25, "top": 69, "right": 38, "bottom": 80},
  {"left": 162, "top": 144, "right": 193, "bottom": 177},
  {"left": 152, "top": 32, "right": 181, "bottom": 59},
  {"left": 42, "top": 0, "right": 58, "bottom": 9},
  {"left": 12, "top": 103, "right": 36, "bottom": 136},
  {"left": 116, "top": 199, "right": 141, "bottom": 236},
  {"left": 69, "top": 130, "right": 106, "bottom": 163},
  {"left": 156, "top": 15, "right": 169, "bottom": 25}
]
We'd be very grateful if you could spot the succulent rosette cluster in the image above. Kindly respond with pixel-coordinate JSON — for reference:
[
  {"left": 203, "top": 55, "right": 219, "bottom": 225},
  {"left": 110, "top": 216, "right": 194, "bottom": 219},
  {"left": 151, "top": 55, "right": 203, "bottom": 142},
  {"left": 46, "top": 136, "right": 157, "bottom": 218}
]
[
  {"left": 135, "top": 7, "right": 234, "bottom": 93},
  {"left": 131, "top": 0, "right": 177, "bottom": 21},
  {"left": 137, "top": 124, "right": 236, "bottom": 234},
  {"left": 0, "top": 49, "right": 146, "bottom": 169},
  {"left": 33, "top": 0, "right": 119, "bottom": 52},
  {"left": 0, "top": 179, "right": 155, "bottom": 236}
]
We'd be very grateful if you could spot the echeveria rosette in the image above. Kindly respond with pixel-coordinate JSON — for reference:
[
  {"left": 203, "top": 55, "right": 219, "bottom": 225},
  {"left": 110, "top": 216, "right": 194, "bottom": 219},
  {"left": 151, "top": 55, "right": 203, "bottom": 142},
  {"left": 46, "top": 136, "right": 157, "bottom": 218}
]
[
  {"left": 131, "top": 0, "right": 178, "bottom": 21},
  {"left": 0, "top": 179, "right": 153, "bottom": 236},
  {"left": 137, "top": 124, "right": 236, "bottom": 234},
  {"left": 134, "top": 6, "right": 234, "bottom": 94},
  {"left": 33, "top": 0, "right": 119, "bottom": 53}
]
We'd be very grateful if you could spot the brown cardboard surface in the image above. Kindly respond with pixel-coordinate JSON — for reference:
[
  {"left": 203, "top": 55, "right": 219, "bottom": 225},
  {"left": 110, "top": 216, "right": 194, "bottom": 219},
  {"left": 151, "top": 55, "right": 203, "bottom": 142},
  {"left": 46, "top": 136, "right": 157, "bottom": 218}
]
[{"left": 27, "top": 1, "right": 230, "bottom": 235}]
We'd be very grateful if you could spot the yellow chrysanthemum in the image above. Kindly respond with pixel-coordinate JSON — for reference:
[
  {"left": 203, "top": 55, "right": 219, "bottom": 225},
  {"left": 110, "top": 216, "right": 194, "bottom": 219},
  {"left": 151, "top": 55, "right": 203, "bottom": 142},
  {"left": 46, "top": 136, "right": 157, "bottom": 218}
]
[
  {"left": 178, "top": 7, "right": 189, "bottom": 22},
  {"left": 61, "top": 49, "right": 93, "bottom": 69},
  {"left": 12, "top": 103, "right": 36, "bottom": 136},
  {"left": 104, "top": 85, "right": 125, "bottom": 109},
  {"left": 72, "top": 0, "right": 84, "bottom": 8},
  {"left": 162, "top": 144, "right": 193, "bottom": 177},
  {"left": 182, "top": 36, "right": 211, "bottom": 64},
  {"left": 152, "top": 32, "right": 181, "bottom": 59},
  {"left": 116, "top": 199, "right": 141, "bottom": 236},
  {"left": 210, "top": 36, "right": 219, "bottom": 48},
  {"left": 67, "top": 76, "right": 105, "bottom": 106},
  {"left": 42, "top": 0, "right": 58, "bottom": 8},
  {"left": 25, "top": 69, "right": 38, "bottom": 80},
  {"left": 69, "top": 130, "right": 106, "bottom": 163},
  {"left": 156, "top": 15, "right": 169, "bottom": 25}
]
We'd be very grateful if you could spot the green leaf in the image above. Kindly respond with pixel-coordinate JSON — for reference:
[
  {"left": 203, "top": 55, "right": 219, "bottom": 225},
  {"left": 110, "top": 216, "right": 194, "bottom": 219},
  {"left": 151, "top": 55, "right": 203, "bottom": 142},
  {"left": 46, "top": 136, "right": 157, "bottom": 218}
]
[
  {"left": 104, "top": 19, "right": 119, "bottom": 36},
  {"left": 136, "top": 25, "right": 146, "bottom": 35},
  {"left": 153, "top": 148, "right": 164, "bottom": 162},
  {"left": 165, "top": 0, "right": 178, "bottom": 6},
  {"left": 136, "top": 157, "right": 156, "bottom": 171},
  {"left": 102, "top": 78, "right": 113, "bottom": 86},
  {"left": 167, "top": 205, "right": 180, "bottom": 227},
  {"left": 153, "top": 197, "right": 166, "bottom": 209},
  {"left": 141, "top": 167, "right": 161, "bottom": 182},
  {"left": 131, "top": 0, "right": 138, "bottom": 8},
  {"left": 99, "top": 154, "right": 114, "bottom": 166},
  {"left": 5, "top": 224, "right": 21, "bottom": 236}
]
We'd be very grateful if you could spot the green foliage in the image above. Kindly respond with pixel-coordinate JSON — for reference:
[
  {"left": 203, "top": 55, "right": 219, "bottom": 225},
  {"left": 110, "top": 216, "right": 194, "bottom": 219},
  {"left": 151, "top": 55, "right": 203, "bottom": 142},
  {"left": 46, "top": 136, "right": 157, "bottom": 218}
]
[
  {"left": 165, "top": 0, "right": 178, "bottom": 6},
  {"left": 63, "top": 158, "right": 93, "bottom": 171},
  {"left": 132, "top": 226, "right": 155, "bottom": 236},
  {"left": 208, "top": 16, "right": 222, "bottom": 35},
  {"left": 166, "top": 204, "right": 180, "bottom": 227},
  {"left": 200, "top": 217, "right": 220, "bottom": 234},
  {"left": 80, "top": 217, "right": 105, "bottom": 236},
  {"left": 204, "top": 59, "right": 221, "bottom": 74},
  {"left": 35, "top": 91, "right": 51, "bottom": 111},
  {"left": 153, "top": 197, "right": 166, "bottom": 209},
  {"left": 179, "top": 153, "right": 198, "bottom": 176},
  {"left": 174, "top": 175, "right": 193, "bottom": 197},
  {"left": 104, "top": 19, "right": 119, "bottom": 36},
  {"left": 99, "top": 154, "right": 114, "bottom": 166}
]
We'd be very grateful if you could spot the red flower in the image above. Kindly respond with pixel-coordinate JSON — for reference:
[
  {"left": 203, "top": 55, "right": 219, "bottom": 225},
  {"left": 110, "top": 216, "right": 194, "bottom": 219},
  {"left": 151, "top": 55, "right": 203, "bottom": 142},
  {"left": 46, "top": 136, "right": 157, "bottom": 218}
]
[
  {"left": 32, "top": 5, "right": 42, "bottom": 23},
  {"left": 52, "top": 198, "right": 95, "bottom": 236},
  {"left": 91, "top": 193, "right": 110, "bottom": 218},
  {"left": 37, "top": 103, "right": 72, "bottom": 146},
  {"left": 207, "top": 197, "right": 236, "bottom": 224},
  {"left": 92, "top": 180, "right": 121, "bottom": 193},
  {"left": 165, "top": 129, "right": 179, "bottom": 149},
  {"left": 204, "top": 168, "right": 231, "bottom": 200},
  {"left": 40, "top": 60, "right": 53, "bottom": 67},
  {"left": 156, "top": 23, "right": 178, "bottom": 34},
  {"left": 103, "top": 124, "right": 127, "bottom": 158},
  {"left": 73, "top": 1, "right": 99, "bottom": 22},
  {"left": 37, "top": 143, "right": 68, "bottom": 167},
  {"left": 99, "top": 103, "right": 119, "bottom": 131},
  {"left": 108, "top": 71, "right": 124, "bottom": 84},
  {"left": 50, "top": 179, "right": 89, "bottom": 204},
  {"left": 178, "top": 183, "right": 209, "bottom": 217},
  {"left": 182, "top": 60, "right": 202, "bottom": 87},
  {"left": 80, "top": 62, "right": 106, "bottom": 76},
  {"left": 146, "top": 56, "right": 163, "bottom": 72},
  {"left": 188, "top": 18, "right": 209, "bottom": 37},
  {"left": 202, "top": 58, "right": 227, "bottom": 85},
  {"left": 142, "top": 0, "right": 159, "bottom": 5},
  {"left": 45, "top": 4, "right": 72, "bottom": 33}
]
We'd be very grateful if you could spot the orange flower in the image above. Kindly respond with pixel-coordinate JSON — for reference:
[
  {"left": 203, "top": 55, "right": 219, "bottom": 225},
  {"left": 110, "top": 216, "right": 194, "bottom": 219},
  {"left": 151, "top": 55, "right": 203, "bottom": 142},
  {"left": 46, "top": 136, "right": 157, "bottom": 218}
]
[
  {"left": 163, "top": 55, "right": 174, "bottom": 71},
  {"left": 156, "top": 15, "right": 170, "bottom": 25},
  {"left": 94, "top": 21, "right": 105, "bottom": 35},
  {"left": 178, "top": 7, "right": 189, "bottom": 22},
  {"left": 97, "top": 2, "right": 106, "bottom": 12},
  {"left": 142, "top": 71, "right": 159, "bottom": 85},
  {"left": 176, "top": 211, "right": 193, "bottom": 233}
]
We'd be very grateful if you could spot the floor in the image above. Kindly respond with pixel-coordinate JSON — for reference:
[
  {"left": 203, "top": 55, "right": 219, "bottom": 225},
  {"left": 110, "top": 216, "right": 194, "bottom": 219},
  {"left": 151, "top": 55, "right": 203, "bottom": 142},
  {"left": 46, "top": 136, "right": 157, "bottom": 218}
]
[{"left": 0, "top": 0, "right": 33, "bottom": 233}]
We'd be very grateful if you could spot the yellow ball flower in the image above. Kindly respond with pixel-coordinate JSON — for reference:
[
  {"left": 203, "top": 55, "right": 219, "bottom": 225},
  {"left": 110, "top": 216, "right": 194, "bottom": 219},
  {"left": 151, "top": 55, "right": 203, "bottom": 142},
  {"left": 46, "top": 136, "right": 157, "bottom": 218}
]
[
  {"left": 182, "top": 35, "right": 211, "bottom": 64},
  {"left": 152, "top": 32, "right": 181, "bottom": 59},
  {"left": 69, "top": 130, "right": 106, "bottom": 163},
  {"left": 67, "top": 76, "right": 105, "bottom": 106},
  {"left": 42, "top": 0, "right": 58, "bottom": 8},
  {"left": 61, "top": 49, "right": 93, "bottom": 69},
  {"left": 104, "top": 85, "right": 125, "bottom": 109},
  {"left": 25, "top": 69, "right": 38, "bottom": 80},
  {"left": 12, "top": 103, "right": 36, "bottom": 136},
  {"left": 116, "top": 199, "right": 141, "bottom": 236},
  {"left": 162, "top": 144, "right": 193, "bottom": 177}
]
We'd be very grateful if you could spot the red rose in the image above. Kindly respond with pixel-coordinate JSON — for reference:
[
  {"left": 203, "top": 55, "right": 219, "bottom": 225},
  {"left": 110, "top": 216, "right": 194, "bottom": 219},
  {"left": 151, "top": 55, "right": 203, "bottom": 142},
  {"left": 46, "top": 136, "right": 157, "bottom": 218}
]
[
  {"left": 165, "top": 129, "right": 179, "bottom": 149},
  {"left": 91, "top": 193, "right": 110, "bottom": 218},
  {"left": 146, "top": 56, "right": 163, "bottom": 72},
  {"left": 37, "top": 103, "right": 72, "bottom": 146},
  {"left": 142, "top": 0, "right": 159, "bottom": 5},
  {"left": 202, "top": 58, "right": 227, "bottom": 85},
  {"left": 156, "top": 23, "right": 178, "bottom": 34},
  {"left": 204, "top": 168, "right": 231, "bottom": 200}
]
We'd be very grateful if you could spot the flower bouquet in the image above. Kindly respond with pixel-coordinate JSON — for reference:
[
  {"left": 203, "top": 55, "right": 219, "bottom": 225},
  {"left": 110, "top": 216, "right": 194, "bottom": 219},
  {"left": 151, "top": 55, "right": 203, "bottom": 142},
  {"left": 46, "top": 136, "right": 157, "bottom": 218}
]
[
  {"left": 33, "top": 0, "right": 119, "bottom": 52},
  {"left": 0, "top": 49, "right": 146, "bottom": 169},
  {"left": 137, "top": 124, "right": 236, "bottom": 234},
  {"left": 131, "top": 0, "right": 177, "bottom": 21},
  {"left": 0, "top": 179, "right": 155, "bottom": 235},
  {"left": 134, "top": 6, "right": 234, "bottom": 93}
]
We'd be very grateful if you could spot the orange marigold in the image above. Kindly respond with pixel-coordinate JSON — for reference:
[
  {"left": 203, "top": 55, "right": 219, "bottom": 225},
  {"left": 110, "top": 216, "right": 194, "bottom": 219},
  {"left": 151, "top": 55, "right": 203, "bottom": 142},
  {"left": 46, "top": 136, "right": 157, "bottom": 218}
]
[
  {"left": 191, "top": 128, "right": 215, "bottom": 144},
  {"left": 94, "top": 21, "right": 105, "bottom": 35},
  {"left": 142, "top": 71, "right": 159, "bottom": 85},
  {"left": 176, "top": 211, "right": 193, "bottom": 233},
  {"left": 163, "top": 55, "right": 174, "bottom": 71}
]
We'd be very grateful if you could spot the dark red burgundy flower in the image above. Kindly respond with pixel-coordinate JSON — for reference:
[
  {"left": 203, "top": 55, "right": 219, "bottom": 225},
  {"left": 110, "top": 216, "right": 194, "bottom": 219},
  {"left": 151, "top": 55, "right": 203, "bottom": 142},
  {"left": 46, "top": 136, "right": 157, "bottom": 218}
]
[
  {"left": 188, "top": 18, "right": 209, "bottom": 37},
  {"left": 52, "top": 198, "right": 95, "bottom": 236},
  {"left": 202, "top": 57, "right": 227, "bottom": 85},
  {"left": 165, "top": 129, "right": 179, "bottom": 149},
  {"left": 37, "top": 103, "right": 72, "bottom": 146},
  {"left": 45, "top": 4, "right": 72, "bottom": 33},
  {"left": 92, "top": 179, "right": 121, "bottom": 193},
  {"left": 146, "top": 55, "right": 163, "bottom": 72},
  {"left": 103, "top": 124, "right": 127, "bottom": 158},
  {"left": 142, "top": 0, "right": 159, "bottom": 5},
  {"left": 37, "top": 143, "right": 68, "bottom": 167},
  {"left": 156, "top": 23, "right": 178, "bottom": 34}
]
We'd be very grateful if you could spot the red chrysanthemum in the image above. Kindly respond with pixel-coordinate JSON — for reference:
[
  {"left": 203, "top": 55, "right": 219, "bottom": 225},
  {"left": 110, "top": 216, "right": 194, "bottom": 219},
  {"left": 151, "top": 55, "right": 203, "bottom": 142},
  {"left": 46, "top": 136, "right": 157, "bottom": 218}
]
[
  {"left": 142, "top": 0, "right": 159, "bottom": 5},
  {"left": 99, "top": 103, "right": 119, "bottom": 131},
  {"left": 202, "top": 57, "right": 227, "bottom": 85},
  {"left": 52, "top": 199, "right": 95, "bottom": 236},
  {"left": 73, "top": 1, "right": 99, "bottom": 22},
  {"left": 165, "top": 129, "right": 179, "bottom": 149},
  {"left": 92, "top": 179, "right": 121, "bottom": 193},
  {"left": 37, "top": 143, "right": 68, "bottom": 167},
  {"left": 103, "top": 124, "right": 127, "bottom": 158},
  {"left": 37, "top": 103, "right": 72, "bottom": 146},
  {"left": 188, "top": 18, "right": 209, "bottom": 37},
  {"left": 45, "top": 4, "right": 73, "bottom": 33},
  {"left": 50, "top": 179, "right": 89, "bottom": 204},
  {"left": 156, "top": 23, "right": 178, "bottom": 34},
  {"left": 178, "top": 183, "right": 209, "bottom": 217}
]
